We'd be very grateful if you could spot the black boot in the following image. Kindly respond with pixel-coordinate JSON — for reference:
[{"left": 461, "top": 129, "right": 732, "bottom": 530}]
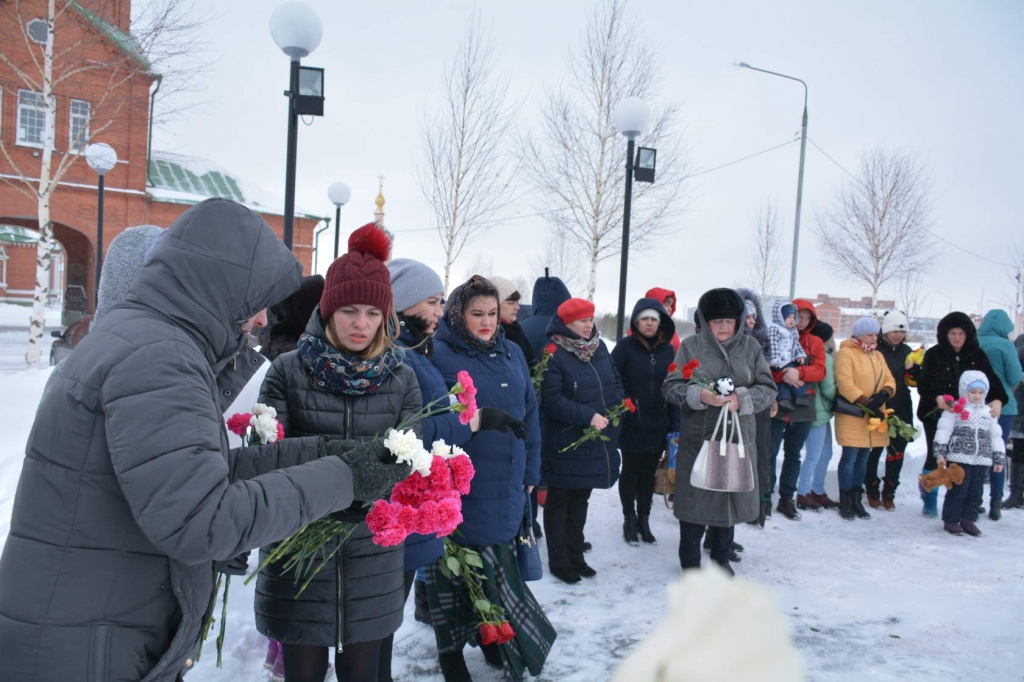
[
  {"left": 414, "top": 578, "right": 432, "bottom": 625},
  {"left": 637, "top": 515, "right": 656, "bottom": 544},
  {"left": 989, "top": 497, "right": 1002, "bottom": 521},
  {"left": 480, "top": 642, "right": 503, "bottom": 670},
  {"left": 439, "top": 651, "right": 473, "bottom": 682},
  {"left": 852, "top": 488, "right": 871, "bottom": 519},
  {"left": 623, "top": 513, "right": 639, "bottom": 546},
  {"left": 1004, "top": 463, "right": 1024, "bottom": 509},
  {"left": 776, "top": 497, "right": 801, "bottom": 521},
  {"left": 839, "top": 490, "right": 855, "bottom": 521}
]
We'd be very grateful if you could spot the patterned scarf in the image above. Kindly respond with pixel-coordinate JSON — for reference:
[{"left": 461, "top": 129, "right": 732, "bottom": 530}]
[
  {"left": 297, "top": 332, "right": 404, "bottom": 395},
  {"left": 552, "top": 329, "right": 602, "bottom": 363},
  {"left": 856, "top": 339, "right": 878, "bottom": 354},
  {"left": 444, "top": 278, "right": 500, "bottom": 351}
]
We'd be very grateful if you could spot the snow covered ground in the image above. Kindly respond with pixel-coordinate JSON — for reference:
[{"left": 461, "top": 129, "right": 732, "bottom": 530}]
[{"left": 1, "top": 356, "right": 1022, "bottom": 680}]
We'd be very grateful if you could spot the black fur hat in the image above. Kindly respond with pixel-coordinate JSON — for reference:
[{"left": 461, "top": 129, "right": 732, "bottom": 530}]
[{"left": 697, "top": 288, "right": 744, "bottom": 323}]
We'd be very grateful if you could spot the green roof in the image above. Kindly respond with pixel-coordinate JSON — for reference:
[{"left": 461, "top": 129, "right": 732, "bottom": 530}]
[
  {"left": 149, "top": 155, "right": 248, "bottom": 204},
  {"left": 70, "top": 2, "right": 151, "bottom": 71}
]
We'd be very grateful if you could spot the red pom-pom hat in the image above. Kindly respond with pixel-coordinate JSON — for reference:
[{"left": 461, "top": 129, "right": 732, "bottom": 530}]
[
  {"left": 320, "top": 222, "right": 394, "bottom": 320},
  {"left": 557, "top": 297, "right": 596, "bottom": 325}
]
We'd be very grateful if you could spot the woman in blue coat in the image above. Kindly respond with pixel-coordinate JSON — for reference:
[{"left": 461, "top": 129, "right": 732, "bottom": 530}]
[
  {"left": 427, "top": 276, "right": 555, "bottom": 682},
  {"left": 611, "top": 298, "right": 676, "bottom": 545},
  {"left": 540, "top": 298, "right": 624, "bottom": 584}
]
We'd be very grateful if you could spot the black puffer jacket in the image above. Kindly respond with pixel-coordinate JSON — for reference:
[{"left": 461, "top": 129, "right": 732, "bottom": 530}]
[
  {"left": 917, "top": 311, "right": 1008, "bottom": 422},
  {"left": 0, "top": 199, "right": 356, "bottom": 682},
  {"left": 876, "top": 335, "right": 915, "bottom": 423},
  {"left": 611, "top": 298, "right": 678, "bottom": 452},
  {"left": 255, "top": 309, "right": 422, "bottom": 648},
  {"left": 736, "top": 288, "right": 771, "bottom": 360}
]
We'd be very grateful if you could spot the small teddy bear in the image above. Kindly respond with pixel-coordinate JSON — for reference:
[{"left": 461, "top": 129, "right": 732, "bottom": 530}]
[
  {"left": 919, "top": 461, "right": 965, "bottom": 492},
  {"left": 715, "top": 377, "right": 735, "bottom": 396}
]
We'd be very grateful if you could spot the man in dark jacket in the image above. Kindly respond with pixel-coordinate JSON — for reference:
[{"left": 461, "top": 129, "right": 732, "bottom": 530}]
[
  {"left": 0, "top": 199, "right": 408, "bottom": 682},
  {"left": 768, "top": 298, "right": 827, "bottom": 520}
]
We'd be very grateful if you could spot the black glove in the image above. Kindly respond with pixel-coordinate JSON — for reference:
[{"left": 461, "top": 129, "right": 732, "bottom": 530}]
[
  {"left": 214, "top": 551, "right": 249, "bottom": 576},
  {"left": 866, "top": 391, "right": 889, "bottom": 412},
  {"left": 475, "top": 407, "right": 528, "bottom": 440},
  {"left": 317, "top": 438, "right": 413, "bottom": 502}
]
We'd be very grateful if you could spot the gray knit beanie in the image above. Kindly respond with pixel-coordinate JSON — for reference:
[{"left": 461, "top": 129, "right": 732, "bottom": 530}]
[
  {"left": 96, "top": 225, "right": 165, "bottom": 321},
  {"left": 387, "top": 258, "right": 444, "bottom": 313},
  {"left": 850, "top": 316, "right": 881, "bottom": 338}
]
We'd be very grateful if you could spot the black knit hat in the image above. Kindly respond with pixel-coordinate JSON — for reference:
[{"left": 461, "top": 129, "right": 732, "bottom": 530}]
[
  {"left": 697, "top": 288, "right": 744, "bottom": 323},
  {"left": 809, "top": 321, "right": 834, "bottom": 343}
]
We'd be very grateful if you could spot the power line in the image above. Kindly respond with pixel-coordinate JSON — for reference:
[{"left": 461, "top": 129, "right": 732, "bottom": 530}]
[{"left": 685, "top": 137, "right": 799, "bottom": 178}]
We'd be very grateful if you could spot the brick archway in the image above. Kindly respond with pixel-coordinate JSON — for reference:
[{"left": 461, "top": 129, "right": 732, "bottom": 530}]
[{"left": 0, "top": 216, "right": 94, "bottom": 316}]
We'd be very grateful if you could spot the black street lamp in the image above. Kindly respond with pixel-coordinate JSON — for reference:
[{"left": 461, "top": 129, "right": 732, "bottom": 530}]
[
  {"left": 270, "top": 1, "right": 325, "bottom": 250},
  {"left": 612, "top": 97, "right": 657, "bottom": 340},
  {"left": 84, "top": 142, "right": 117, "bottom": 311},
  {"left": 327, "top": 182, "right": 351, "bottom": 260}
]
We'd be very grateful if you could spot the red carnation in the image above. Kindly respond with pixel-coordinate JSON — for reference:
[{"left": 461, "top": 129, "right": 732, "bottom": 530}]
[
  {"left": 366, "top": 500, "right": 398, "bottom": 533},
  {"left": 496, "top": 621, "right": 516, "bottom": 643},
  {"left": 544, "top": 343, "right": 557, "bottom": 356},
  {"left": 682, "top": 359, "right": 700, "bottom": 380},
  {"left": 942, "top": 394, "right": 955, "bottom": 404},
  {"left": 436, "top": 497, "right": 463, "bottom": 535},
  {"left": 623, "top": 398, "right": 637, "bottom": 413},
  {"left": 668, "top": 362, "right": 678, "bottom": 373},
  {"left": 226, "top": 412, "right": 252, "bottom": 437},
  {"left": 449, "top": 456, "right": 475, "bottom": 495},
  {"left": 415, "top": 500, "right": 440, "bottom": 534},
  {"left": 276, "top": 423, "right": 285, "bottom": 441},
  {"left": 960, "top": 411, "right": 970, "bottom": 421},
  {"left": 480, "top": 623, "right": 499, "bottom": 645}
]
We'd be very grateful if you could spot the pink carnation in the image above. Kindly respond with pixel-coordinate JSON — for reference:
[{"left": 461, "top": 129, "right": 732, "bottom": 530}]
[
  {"left": 374, "top": 524, "right": 410, "bottom": 547},
  {"left": 448, "top": 456, "right": 475, "bottom": 495},
  {"left": 960, "top": 411, "right": 970, "bottom": 421},
  {"left": 276, "top": 423, "right": 285, "bottom": 441},
  {"left": 435, "top": 497, "right": 463, "bottom": 536},
  {"left": 397, "top": 504, "right": 419, "bottom": 533},
  {"left": 367, "top": 500, "right": 412, "bottom": 547},
  {"left": 942, "top": 394, "right": 955, "bottom": 404},
  {"left": 455, "top": 371, "right": 479, "bottom": 425},
  {"left": 226, "top": 412, "right": 252, "bottom": 437},
  {"left": 366, "top": 500, "right": 398, "bottom": 533},
  {"left": 415, "top": 500, "right": 440, "bottom": 534},
  {"left": 392, "top": 473, "right": 429, "bottom": 507}
]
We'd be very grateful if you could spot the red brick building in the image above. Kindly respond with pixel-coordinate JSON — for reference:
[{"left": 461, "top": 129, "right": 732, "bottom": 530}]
[{"left": 0, "top": 1, "right": 323, "bottom": 319}]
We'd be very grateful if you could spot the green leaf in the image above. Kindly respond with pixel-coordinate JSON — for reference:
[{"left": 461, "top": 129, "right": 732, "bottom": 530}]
[
  {"left": 474, "top": 598, "right": 493, "bottom": 613},
  {"left": 465, "top": 553, "right": 484, "bottom": 568},
  {"left": 447, "top": 556, "right": 462, "bottom": 576}
]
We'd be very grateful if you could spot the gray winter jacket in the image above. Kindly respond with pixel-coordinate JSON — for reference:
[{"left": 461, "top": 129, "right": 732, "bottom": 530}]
[
  {"left": 0, "top": 199, "right": 358, "bottom": 682},
  {"left": 662, "top": 315, "right": 777, "bottom": 527},
  {"left": 255, "top": 310, "right": 422, "bottom": 648}
]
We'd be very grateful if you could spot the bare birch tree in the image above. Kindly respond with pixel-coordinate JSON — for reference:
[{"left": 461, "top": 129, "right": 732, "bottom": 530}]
[
  {"left": 0, "top": 0, "right": 205, "bottom": 367},
  {"left": 749, "top": 198, "right": 783, "bottom": 302},
  {"left": 417, "top": 18, "right": 519, "bottom": 291},
  {"left": 895, "top": 273, "right": 924, "bottom": 327},
  {"left": 521, "top": 0, "right": 687, "bottom": 299},
  {"left": 813, "top": 147, "right": 935, "bottom": 312},
  {"left": 530, "top": 230, "right": 584, "bottom": 296}
]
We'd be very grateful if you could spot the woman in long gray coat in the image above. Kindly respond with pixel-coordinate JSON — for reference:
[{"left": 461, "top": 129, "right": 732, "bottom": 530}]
[
  {"left": 256, "top": 224, "right": 422, "bottom": 682},
  {"left": 662, "top": 288, "right": 776, "bottom": 574}
]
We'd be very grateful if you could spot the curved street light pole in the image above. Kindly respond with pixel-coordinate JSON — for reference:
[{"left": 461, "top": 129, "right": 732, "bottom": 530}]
[{"left": 737, "top": 62, "right": 807, "bottom": 301}]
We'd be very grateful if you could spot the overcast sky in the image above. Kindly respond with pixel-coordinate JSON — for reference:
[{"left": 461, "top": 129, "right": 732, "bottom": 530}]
[{"left": 152, "top": 0, "right": 1024, "bottom": 322}]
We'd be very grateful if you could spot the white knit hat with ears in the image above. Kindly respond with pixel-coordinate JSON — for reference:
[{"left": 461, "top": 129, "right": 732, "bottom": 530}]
[{"left": 881, "top": 310, "right": 909, "bottom": 335}]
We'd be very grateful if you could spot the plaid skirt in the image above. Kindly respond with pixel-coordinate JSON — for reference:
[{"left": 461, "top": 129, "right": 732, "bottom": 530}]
[{"left": 425, "top": 540, "right": 557, "bottom": 680}]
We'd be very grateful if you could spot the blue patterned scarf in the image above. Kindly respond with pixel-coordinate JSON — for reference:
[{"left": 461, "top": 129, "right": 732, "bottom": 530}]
[{"left": 297, "top": 332, "right": 404, "bottom": 395}]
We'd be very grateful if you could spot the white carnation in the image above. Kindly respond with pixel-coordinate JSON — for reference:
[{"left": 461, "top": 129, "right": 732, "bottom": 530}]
[
  {"left": 412, "top": 449, "right": 434, "bottom": 476},
  {"left": 449, "top": 444, "right": 468, "bottom": 459},
  {"left": 430, "top": 439, "right": 450, "bottom": 457},
  {"left": 252, "top": 403, "right": 277, "bottom": 418},
  {"left": 250, "top": 413, "right": 280, "bottom": 444},
  {"left": 384, "top": 429, "right": 429, "bottom": 470}
]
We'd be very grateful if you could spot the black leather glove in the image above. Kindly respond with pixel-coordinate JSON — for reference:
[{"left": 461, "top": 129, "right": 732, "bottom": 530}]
[
  {"left": 475, "top": 407, "right": 528, "bottom": 440},
  {"left": 866, "top": 391, "right": 889, "bottom": 412},
  {"left": 214, "top": 552, "right": 250, "bottom": 576},
  {"left": 317, "top": 438, "right": 413, "bottom": 502}
]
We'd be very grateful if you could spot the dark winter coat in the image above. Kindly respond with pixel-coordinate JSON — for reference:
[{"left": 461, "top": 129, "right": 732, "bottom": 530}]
[
  {"left": 254, "top": 310, "right": 422, "bottom": 648},
  {"left": 431, "top": 321, "right": 542, "bottom": 546},
  {"left": 662, "top": 308, "right": 777, "bottom": 527},
  {"left": 736, "top": 288, "right": 771, "bottom": 359},
  {"left": 0, "top": 199, "right": 357, "bottom": 682},
  {"left": 917, "top": 311, "right": 1008, "bottom": 423},
  {"left": 260, "top": 274, "right": 325, "bottom": 361},
  {"left": 395, "top": 317, "right": 471, "bottom": 572},
  {"left": 520, "top": 275, "right": 571, "bottom": 358},
  {"left": 977, "top": 309, "right": 1022, "bottom": 416},
  {"left": 540, "top": 318, "right": 624, "bottom": 489},
  {"left": 876, "top": 335, "right": 915, "bottom": 423},
  {"left": 611, "top": 298, "right": 678, "bottom": 452}
]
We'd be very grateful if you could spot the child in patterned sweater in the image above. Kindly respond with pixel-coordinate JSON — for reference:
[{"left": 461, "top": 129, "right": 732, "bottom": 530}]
[
  {"left": 934, "top": 370, "right": 1005, "bottom": 536},
  {"left": 767, "top": 300, "right": 809, "bottom": 412}
]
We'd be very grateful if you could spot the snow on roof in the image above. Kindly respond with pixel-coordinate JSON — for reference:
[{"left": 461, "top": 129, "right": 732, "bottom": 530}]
[{"left": 147, "top": 151, "right": 326, "bottom": 220}]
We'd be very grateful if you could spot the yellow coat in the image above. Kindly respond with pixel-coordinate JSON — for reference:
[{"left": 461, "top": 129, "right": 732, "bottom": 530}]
[{"left": 834, "top": 339, "right": 897, "bottom": 448}]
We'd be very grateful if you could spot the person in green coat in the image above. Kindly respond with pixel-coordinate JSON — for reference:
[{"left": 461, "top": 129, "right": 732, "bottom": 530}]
[
  {"left": 977, "top": 308, "right": 1023, "bottom": 519},
  {"left": 795, "top": 322, "right": 838, "bottom": 511}
]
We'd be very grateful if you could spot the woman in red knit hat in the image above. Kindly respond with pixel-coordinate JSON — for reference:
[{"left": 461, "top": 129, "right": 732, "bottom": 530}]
[
  {"left": 256, "top": 223, "right": 423, "bottom": 682},
  {"left": 539, "top": 297, "right": 624, "bottom": 583}
]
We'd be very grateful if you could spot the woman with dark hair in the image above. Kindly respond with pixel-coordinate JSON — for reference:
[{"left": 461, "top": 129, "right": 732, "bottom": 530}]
[
  {"left": 917, "top": 312, "right": 1008, "bottom": 517},
  {"left": 256, "top": 224, "right": 423, "bottom": 682},
  {"left": 662, "top": 288, "right": 776, "bottom": 574},
  {"left": 612, "top": 298, "right": 676, "bottom": 545},
  {"left": 427, "top": 275, "right": 554, "bottom": 682},
  {"left": 540, "top": 297, "right": 624, "bottom": 582}
]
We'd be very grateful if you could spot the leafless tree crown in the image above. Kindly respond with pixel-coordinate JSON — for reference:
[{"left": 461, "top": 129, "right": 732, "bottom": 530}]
[
  {"left": 749, "top": 198, "right": 783, "bottom": 303},
  {"left": 416, "top": 17, "right": 519, "bottom": 291},
  {"left": 813, "top": 146, "right": 935, "bottom": 311},
  {"left": 520, "top": 0, "right": 687, "bottom": 299}
]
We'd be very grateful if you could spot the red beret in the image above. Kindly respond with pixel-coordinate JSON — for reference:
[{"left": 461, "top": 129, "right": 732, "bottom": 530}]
[{"left": 557, "top": 298, "right": 595, "bottom": 324}]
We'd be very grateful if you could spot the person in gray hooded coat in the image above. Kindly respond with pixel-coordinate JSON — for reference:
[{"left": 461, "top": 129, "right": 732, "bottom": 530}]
[
  {"left": 662, "top": 288, "right": 776, "bottom": 574},
  {"left": 0, "top": 198, "right": 408, "bottom": 682}
]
